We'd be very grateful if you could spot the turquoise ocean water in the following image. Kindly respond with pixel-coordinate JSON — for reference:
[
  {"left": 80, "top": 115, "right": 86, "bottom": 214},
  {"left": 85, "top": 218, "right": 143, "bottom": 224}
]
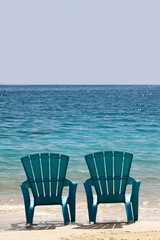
[{"left": 0, "top": 85, "right": 160, "bottom": 223}]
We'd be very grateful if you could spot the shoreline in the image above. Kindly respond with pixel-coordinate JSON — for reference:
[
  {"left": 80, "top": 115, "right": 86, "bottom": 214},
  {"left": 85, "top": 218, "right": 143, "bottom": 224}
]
[
  {"left": 1, "top": 188, "right": 160, "bottom": 239},
  {"left": 1, "top": 199, "right": 160, "bottom": 232},
  {"left": 0, "top": 193, "right": 160, "bottom": 240}
]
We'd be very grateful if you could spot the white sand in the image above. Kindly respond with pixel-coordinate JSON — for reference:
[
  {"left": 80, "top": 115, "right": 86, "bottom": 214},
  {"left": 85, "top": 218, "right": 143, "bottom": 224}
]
[{"left": 0, "top": 221, "right": 160, "bottom": 240}]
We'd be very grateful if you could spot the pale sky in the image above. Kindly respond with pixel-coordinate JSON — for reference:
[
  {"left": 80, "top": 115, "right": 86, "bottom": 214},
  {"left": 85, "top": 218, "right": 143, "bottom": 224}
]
[{"left": 0, "top": 0, "right": 160, "bottom": 85}]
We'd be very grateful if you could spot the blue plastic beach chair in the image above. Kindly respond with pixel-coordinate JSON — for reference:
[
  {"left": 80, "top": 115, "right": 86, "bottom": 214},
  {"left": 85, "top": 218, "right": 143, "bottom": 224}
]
[
  {"left": 84, "top": 151, "right": 141, "bottom": 223},
  {"left": 20, "top": 153, "right": 77, "bottom": 225}
]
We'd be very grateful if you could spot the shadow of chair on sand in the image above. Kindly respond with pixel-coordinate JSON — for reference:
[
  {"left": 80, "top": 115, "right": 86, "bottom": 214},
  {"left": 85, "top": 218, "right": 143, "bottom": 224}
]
[
  {"left": 9, "top": 221, "right": 63, "bottom": 231},
  {"left": 9, "top": 220, "right": 133, "bottom": 231},
  {"left": 73, "top": 221, "right": 133, "bottom": 230}
]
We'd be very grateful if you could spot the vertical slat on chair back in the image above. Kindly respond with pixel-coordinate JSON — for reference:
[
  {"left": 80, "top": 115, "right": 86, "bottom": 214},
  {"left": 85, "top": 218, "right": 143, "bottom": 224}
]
[
  {"left": 85, "top": 151, "right": 133, "bottom": 196},
  {"left": 104, "top": 151, "right": 114, "bottom": 194},
  {"left": 85, "top": 153, "right": 101, "bottom": 195},
  {"left": 50, "top": 153, "right": 69, "bottom": 197},
  {"left": 120, "top": 152, "right": 133, "bottom": 193},
  {"left": 30, "top": 154, "right": 44, "bottom": 197},
  {"left": 50, "top": 153, "right": 60, "bottom": 196},
  {"left": 57, "top": 154, "right": 69, "bottom": 196},
  {"left": 21, "top": 153, "right": 69, "bottom": 198},
  {"left": 114, "top": 151, "right": 123, "bottom": 194},
  {"left": 94, "top": 152, "right": 107, "bottom": 194},
  {"left": 41, "top": 153, "right": 50, "bottom": 197},
  {"left": 21, "top": 155, "right": 39, "bottom": 197}
]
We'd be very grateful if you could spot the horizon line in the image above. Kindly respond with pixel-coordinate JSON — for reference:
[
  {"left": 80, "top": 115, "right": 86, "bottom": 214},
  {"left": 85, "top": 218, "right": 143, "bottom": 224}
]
[{"left": 0, "top": 83, "right": 160, "bottom": 86}]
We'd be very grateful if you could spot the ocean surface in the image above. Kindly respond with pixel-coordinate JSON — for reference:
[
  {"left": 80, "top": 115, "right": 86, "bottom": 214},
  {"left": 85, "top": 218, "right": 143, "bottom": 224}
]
[{"left": 0, "top": 85, "right": 160, "bottom": 225}]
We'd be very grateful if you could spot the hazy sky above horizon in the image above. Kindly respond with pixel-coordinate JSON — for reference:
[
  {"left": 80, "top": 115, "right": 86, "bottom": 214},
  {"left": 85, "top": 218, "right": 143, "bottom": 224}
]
[{"left": 0, "top": 1, "right": 160, "bottom": 85}]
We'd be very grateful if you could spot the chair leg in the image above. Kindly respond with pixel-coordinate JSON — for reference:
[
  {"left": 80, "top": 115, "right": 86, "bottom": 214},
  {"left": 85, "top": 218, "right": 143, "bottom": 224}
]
[
  {"left": 131, "top": 181, "right": 141, "bottom": 221},
  {"left": 69, "top": 201, "right": 75, "bottom": 222},
  {"left": 125, "top": 201, "right": 133, "bottom": 222},
  {"left": 27, "top": 204, "right": 35, "bottom": 225},
  {"left": 21, "top": 184, "right": 35, "bottom": 225},
  {"left": 68, "top": 183, "right": 77, "bottom": 222},
  {"left": 83, "top": 182, "right": 94, "bottom": 223},
  {"left": 90, "top": 200, "right": 98, "bottom": 223},
  {"left": 62, "top": 200, "right": 70, "bottom": 224},
  {"left": 132, "top": 202, "right": 138, "bottom": 221}
]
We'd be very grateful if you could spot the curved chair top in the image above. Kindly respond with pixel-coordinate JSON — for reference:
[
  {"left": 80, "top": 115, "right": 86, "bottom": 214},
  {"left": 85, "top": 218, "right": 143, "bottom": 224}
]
[
  {"left": 21, "top": 153, "right": 70, "bottom": 198},
  {"left": 85, "top": 151, "right": 133, "bottom": 196}
]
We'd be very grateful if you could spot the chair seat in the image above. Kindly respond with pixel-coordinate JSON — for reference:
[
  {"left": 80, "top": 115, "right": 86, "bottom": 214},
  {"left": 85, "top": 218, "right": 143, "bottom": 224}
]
[
  {"left": 98, "top": 194, "right": 125, "bottom": 203},
  {"left": 34, "top": 196, "right": 63, "bottom": 205}
]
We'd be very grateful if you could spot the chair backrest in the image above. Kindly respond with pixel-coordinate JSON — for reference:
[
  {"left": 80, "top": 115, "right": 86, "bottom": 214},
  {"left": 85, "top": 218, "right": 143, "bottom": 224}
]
[
  {"left": 21, "top": 153, "right": 69, "bottom": 198},
  {"left": 85, "top": 151, "right": 133, "bottom": 196}
]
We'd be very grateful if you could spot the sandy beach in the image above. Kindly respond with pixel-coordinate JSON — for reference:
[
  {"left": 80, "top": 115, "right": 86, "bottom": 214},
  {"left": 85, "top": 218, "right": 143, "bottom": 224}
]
[{"left": 0, "top": 221, "right": 160, "bottom": 240}]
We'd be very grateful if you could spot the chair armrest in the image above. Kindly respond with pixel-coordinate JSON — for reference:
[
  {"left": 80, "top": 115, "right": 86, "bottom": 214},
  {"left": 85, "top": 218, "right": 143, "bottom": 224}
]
[
  {"left": 21, "top": 181, "right": 32, "bottom": 217},
  {"left": 63, "top": 179, "right": 77, "bottom": 205},
  {"left": 21, "top": 180, "right": 31, "bottom": 202},
  {"left": 127, "top": 176, "right": 140, "bottom": 184},
  {"left": 127, "top": 177, "right": 141, "bottom": 200},
  {"left": 68, "top": 182, "right": 77, "bottom": 202},
  {"left": 84, "top": 179, "right": 99, "bottom": 223},
  {"left": 83, "top": 180, "right": 94, "bottom": 221},
  {"left": 64, "top": 179, "right": 77, "bottom": 222},
  {"left": 127, "top": 177, "right": 141, "bottom": 199},
  {"left": 83, "top": 178, "right": 94, "bottom": 201},
  {"left": 127, "top": 177, "right": 141, "bottom": 221}
]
